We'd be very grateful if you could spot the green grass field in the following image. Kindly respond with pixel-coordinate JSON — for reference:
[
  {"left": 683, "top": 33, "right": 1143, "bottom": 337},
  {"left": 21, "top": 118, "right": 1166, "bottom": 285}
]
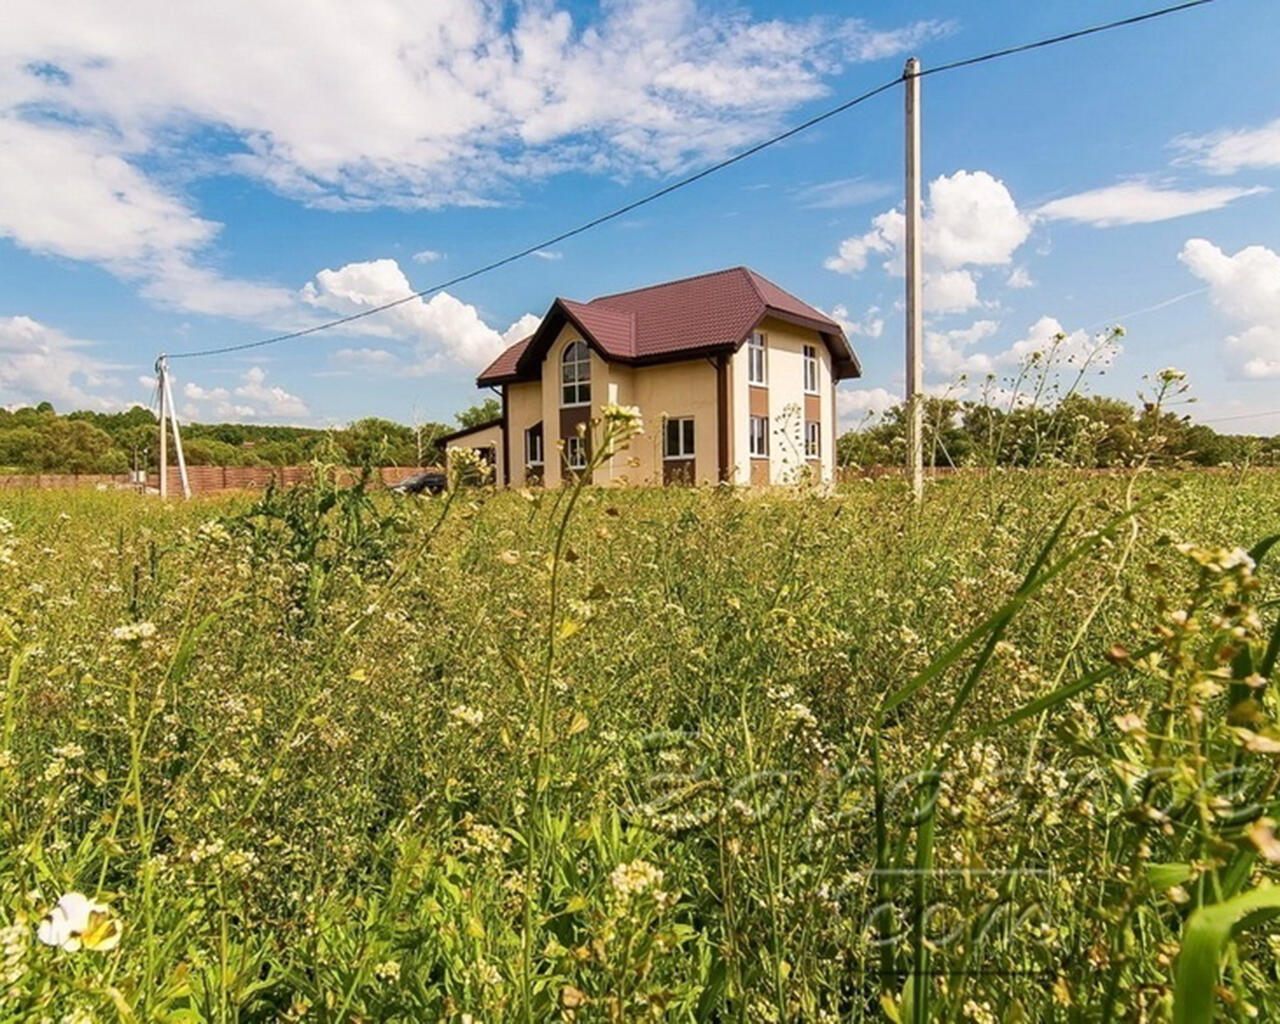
[{"left": 2, "top": 461, "right": 1279, "bottom": 1021}]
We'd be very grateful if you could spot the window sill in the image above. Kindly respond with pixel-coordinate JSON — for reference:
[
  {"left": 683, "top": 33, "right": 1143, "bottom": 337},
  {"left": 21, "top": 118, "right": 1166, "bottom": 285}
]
[
  {"left": 749, "top": 455, "right": 769, "bottom": 461},
  {"left": 560, "top": 401, "right": 591, "bottom": 409},
  {"left": 803, "top": 389, "right": 820, "bottom": 397},
  {"left": 748, "top": 382, "right": 767, "bottom": 389},
  {"left": 663, "top": 455, "right": 694, "bottom": 462}
]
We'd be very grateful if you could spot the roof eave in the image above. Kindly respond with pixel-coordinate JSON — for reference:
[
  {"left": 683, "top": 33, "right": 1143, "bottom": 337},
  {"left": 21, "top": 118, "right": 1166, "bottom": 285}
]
[
  {"left": 438, "top": 416, "right": 505, "bottom": 444},
  {"left": 475, "top": 372, "right": 524, "bottom": 387}
]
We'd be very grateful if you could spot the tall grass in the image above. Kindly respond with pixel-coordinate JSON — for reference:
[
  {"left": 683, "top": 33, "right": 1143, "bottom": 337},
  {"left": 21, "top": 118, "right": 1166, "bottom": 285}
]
[{"left": 0, "top": 454, "right": 1277, "bottom": 1021}]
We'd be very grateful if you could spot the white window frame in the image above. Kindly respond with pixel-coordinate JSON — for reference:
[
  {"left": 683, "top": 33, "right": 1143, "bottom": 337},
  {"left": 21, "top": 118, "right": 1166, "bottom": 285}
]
[
  {"left": 663, "top": 417, "right": 695, "bottom": 460},
  {"left": 749, "top": 415, "right": 769, "bottom": 458},
  {"left": 747, "top": 331, "right": 767, "bottom": 386},
  {"left": 803, "top": 344, "right": 819, "bottom": 395},
  {"left": 561, "top": 340, "right": 591, "bottom": 407},
  {"left": 525, "top": 425, "right": 544, "bottom": 466},
  {"left": 805, "top": 420, "right": 821, "bottom": 458},
  {"left": 564, "top": 435, "right": 587, "bottom": 471}
]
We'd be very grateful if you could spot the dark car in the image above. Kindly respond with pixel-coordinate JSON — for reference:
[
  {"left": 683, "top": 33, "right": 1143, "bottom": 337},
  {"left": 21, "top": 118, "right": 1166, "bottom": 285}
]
[{"left": 389, "top": 470, "right": 447, "bottom": 495}]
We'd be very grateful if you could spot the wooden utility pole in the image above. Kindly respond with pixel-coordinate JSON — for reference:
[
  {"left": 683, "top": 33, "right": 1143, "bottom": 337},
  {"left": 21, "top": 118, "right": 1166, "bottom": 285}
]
[{"left": 904, "top": 57, "right": 924, "bottom": 502}]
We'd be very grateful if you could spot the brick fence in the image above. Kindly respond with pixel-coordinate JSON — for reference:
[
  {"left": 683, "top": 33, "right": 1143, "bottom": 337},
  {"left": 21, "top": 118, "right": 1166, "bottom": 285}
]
[{"left": 0, "top": 466, "right": 436, "bottom": 497}]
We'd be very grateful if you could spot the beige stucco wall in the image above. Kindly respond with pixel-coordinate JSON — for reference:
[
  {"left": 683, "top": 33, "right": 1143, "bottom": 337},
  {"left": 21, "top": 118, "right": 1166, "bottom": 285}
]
[
  {"left": 626, "top": 358, "right": 719, "bottom": 485},
  {"left": 505, "top": 380, "right": 543, "bottom": 487},
  {"left": 728, "top": 317, "right": 835, "bottom": 484},
  {"left": 729, "top": 342, "right": 751, "bottom": 485},
  {"left": 538, "top": 325, "right": 610, "bottom": 488},
  {"left": 444, "top": 421, "right": 503, "bottom": 485}
]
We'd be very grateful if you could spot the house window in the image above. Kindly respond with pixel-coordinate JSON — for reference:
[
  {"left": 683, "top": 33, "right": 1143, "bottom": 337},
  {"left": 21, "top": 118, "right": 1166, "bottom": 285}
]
[
  {"left": 561, "top": 340, "right": 591, "bottom": 406},
  {"left": 749, "top": 415, "right": 769, "bottom": 458},
  {"left": 748, "top": 332, "right": 767, "bottom": 386},
  {"left": 525, "top": 423, "right": 544, "bottom": 466},
  {"left": 564, "top": 435, "right": 587, "bottom": 472},
  {"left": 664, "top": 417, "right": 695, "bottom": 459},
  {"left": 805, "top": 420, "right": 821, "bottom": 458},
  {"left": 803, "top": 345, "right": 819, "bottom": 394}
]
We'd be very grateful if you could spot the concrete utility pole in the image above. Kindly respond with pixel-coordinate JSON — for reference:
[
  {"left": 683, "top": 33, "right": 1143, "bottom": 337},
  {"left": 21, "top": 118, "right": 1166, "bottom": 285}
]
[
  {"left": 157, "top": 355, "right": 168, "bottom": 499},
  {"left": 155, "top": 355, "right": 191, "bottom": 499},
  {"left": 904, "top": 57, "right": 924, "bottom": 502}
]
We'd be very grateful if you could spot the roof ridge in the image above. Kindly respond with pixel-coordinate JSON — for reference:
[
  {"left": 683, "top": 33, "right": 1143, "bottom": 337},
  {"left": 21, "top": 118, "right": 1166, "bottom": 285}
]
[
  {"left": 561, "top": 296, "right": 632, "bottom": 318},
  {"left": 744, "top": 267, "right": 840, "bottom": 329},
  {"left": 739, "top": 266, "right": 768, "bottom": 307},
  {"left": 588, "top": 265, "right": 750, "bottom": 303}
]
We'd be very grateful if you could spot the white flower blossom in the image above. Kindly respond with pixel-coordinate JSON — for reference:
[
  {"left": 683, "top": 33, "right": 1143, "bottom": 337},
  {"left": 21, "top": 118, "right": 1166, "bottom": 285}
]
[{"left": 36, "top": 893, "right": 121, "bottom": 953}]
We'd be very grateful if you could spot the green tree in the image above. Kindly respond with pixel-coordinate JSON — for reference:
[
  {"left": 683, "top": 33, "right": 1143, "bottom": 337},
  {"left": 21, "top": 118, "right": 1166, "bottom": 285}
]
[{"left": 455, "top": 398, "right": 501, "bottom": 429}]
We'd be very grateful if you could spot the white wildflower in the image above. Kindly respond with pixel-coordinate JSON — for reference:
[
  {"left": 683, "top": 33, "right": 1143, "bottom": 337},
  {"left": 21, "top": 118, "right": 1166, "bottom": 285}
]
[
  {"left": 1, "top": 919, "right": 27, "bottom": 988},
  {"left": 609, "top": 858, "right": 664, "bottom": 899},
  {"left": 36, "top": 893, "right": 122, "bottom": 952},
  {"left": 450, "top": 705, "right": 484, "bottom": 728},
  {"left": 111, "top": 622, "right": 156, "bottom": 642}
]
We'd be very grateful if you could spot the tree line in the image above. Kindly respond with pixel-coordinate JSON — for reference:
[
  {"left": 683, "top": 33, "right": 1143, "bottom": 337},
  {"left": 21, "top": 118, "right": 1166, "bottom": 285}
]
[
  {"left": 837, "top": 393, "right": 1280, "bottom": 469},
  {"left": 0, "top": 399, "right": 501, "bottom": 474},
  {"left": 2, "top": 392, "right": 1275, "bottom": 476}
]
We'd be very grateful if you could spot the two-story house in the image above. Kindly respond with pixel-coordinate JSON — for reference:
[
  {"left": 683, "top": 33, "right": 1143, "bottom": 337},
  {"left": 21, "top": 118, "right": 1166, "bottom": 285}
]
[{"left": 442, "top": 266, "right": 861, "bottom": 486}]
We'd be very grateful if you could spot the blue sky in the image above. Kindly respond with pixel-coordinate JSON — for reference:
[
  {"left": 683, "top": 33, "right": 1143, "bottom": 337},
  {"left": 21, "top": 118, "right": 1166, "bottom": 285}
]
[{"left": 2, "top": 0, "right": 1279, "bottom": 432}]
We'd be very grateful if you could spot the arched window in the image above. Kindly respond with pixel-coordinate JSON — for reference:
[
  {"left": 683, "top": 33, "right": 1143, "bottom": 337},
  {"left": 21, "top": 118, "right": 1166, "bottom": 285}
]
[{"left": 561, "top": 340, "right": 591, "bottom": 406}]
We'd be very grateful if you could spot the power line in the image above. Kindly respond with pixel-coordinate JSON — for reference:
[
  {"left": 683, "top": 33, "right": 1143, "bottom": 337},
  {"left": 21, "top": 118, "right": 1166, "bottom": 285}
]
[
  {"left": 918, "top": 0, "right": 1215, "bottom": 79},
  {"left": 1201, "top": 409, "right": 1280, "bottom": 424},
  {"left": 168, "top": 0, "right": 1217, "bottom": 362},
  {"left": 1086, "top": 285, "right": 1210, "bottom": 334}
]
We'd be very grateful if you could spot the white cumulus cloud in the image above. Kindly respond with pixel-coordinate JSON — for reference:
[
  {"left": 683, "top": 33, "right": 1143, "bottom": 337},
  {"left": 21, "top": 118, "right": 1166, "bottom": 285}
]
[
  {"left": 1179, "top": 238, "right": 1280, "bottom": 379},
  {"left": 4, "top": 1, "right": 948, "bottom": 209},
  {"left": 998, "top": 316, "right": 1120, "bottom": 372},
  {"left": 837, "top": 386, "right": 898, "bottom": 425},
  {"left": 1006, "top": 266, "right": 1034, "bottom": 289},
  {"left": 177, "top": 365, "right": 308, "bottom": 420},
  {"left": 825, "top": 170, "right": 1030, "bottom": 313},
  {"left": 1, "top": 2, "right": 949, "bottom": 322},
  {"left": 0, "top": 315, "right": 122, "bottom": 410},
  {"left": 924, "top": 319, "right": 999, "bottom": 377},
  {"left": 235, "top": 366, "right": 308, "bottom": 417},
  {"left": 920, "top": 315, "right": 1121, "bottom": 390},
  {"left": 302, "top": 258, "right": 538, "bottom": 370},
  {"left": 829, "top": 304, "right": 884, "bottom": 339}
]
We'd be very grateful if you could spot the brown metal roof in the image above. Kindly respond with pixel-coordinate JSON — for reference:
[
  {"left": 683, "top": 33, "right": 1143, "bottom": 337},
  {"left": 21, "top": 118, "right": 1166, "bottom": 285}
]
[
  {"left": 477, "top": 266, "right": 860, "bottom": 386},
  {"left": 476, "top": 334, "right": 531, "bottom": 384}
]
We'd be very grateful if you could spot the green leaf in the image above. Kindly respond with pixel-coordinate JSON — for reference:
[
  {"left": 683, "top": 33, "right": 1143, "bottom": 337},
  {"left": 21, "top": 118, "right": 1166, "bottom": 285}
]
[
  {"left": 971, "top": 642, "right": 1159, "bottom": 739},
  {"left": 883, "top": 497, "right": 1160, "bottom": 717},
  {"left": 931, "top": 505, "right": 1076, "bottom": 742},
  {"left": 1173, "top": 884, "right": 1280, "bottom": 1024},
  {"left": 1147, "top": 862, "right": 1194, "bottom": 891},
  {"left": 1246, "top": 533, "right": 1280, "bottom": 570},
  {"left": 168, "top": 610, "right": 222, "bottom": 686}
]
